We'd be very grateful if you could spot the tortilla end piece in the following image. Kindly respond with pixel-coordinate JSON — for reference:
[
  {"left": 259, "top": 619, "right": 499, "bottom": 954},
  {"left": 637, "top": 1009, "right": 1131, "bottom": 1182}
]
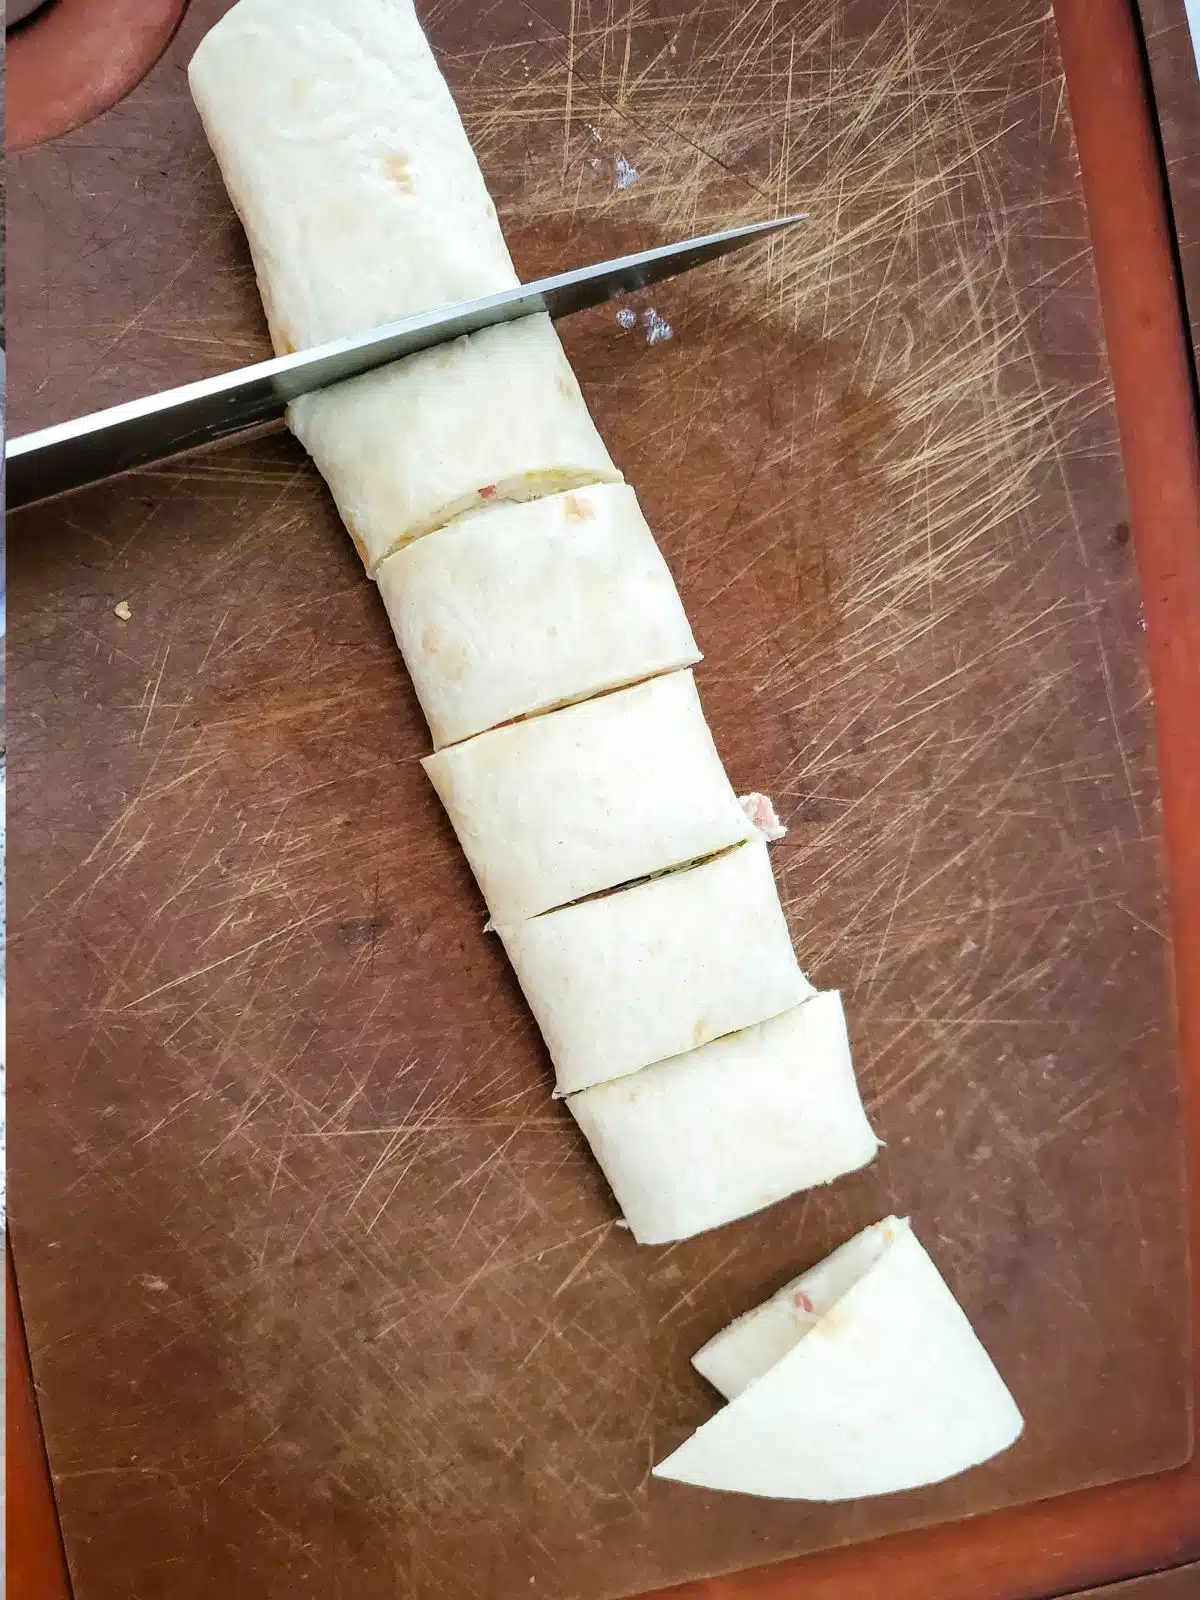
[
  {"left": 567, "top": 992, "right": 878, "bottom": 1245},
  {"left": 693, "top": 1215, "right": 897, "bottom": 1398},
  {"left": 654, "top": 1218, "right": 1023, "bottom": 1500},
  {"left": 188, "top": 0, "right": 519, "bottom": 352}
]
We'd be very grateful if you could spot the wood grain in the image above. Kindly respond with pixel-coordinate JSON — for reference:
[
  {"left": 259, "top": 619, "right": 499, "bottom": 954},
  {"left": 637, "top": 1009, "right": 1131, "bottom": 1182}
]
[
  {"left": 633, "top": 0, "right": 1200, "bottom": 1591},
  {"left": 5, "top": 2, "right": 1193, "bottom": 1598}
]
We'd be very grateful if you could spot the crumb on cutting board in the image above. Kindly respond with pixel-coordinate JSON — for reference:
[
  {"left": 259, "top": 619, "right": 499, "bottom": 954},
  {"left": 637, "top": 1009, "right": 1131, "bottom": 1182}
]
[{"left": 113, "top": 600, "right": 132, "bottom": 621}]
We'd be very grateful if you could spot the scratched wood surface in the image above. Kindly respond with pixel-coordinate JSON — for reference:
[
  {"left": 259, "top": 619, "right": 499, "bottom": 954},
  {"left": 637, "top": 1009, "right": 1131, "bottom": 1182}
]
[
  {"left": 1071, "top": 1566, "right": 1200, "bottom": 1600},
  {"left": 6, "top": 2, "right": 1192, "bottom": 1598}
]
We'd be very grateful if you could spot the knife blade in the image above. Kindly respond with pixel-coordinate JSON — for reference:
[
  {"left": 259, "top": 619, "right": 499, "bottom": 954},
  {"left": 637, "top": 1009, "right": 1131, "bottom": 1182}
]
[{"left": 5, "top": 213, "right": 807, "bottom": 511}]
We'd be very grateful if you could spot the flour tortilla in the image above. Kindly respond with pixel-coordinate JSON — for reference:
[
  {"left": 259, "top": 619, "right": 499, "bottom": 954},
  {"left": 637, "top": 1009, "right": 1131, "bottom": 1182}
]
[
  {"left": 376, "top": 482, "right": 700, "bottom": 749},
  {"left": 188, "top": 0, "right": 518, "bottom": 352},
  {"left": 288, "top": 315, "right": 620, "bottom": 570},
  {"left": 693, "top": 1217, "right": 898, "bottom": 1399},
  {"left": 497, "top": 840, "right": 814, "bottom": 1095},
  {"left": 653, "top": 1217, "right": 1024, "bottom": 1500},
  {"left": 423, "top": 671, "right": 753, "bottom": 923},
  {"left": 566, "top": 992, "right": 878, "bottom": 1244},
  {"left": 191, "top": 1, "right": 618, "bottom": 572}
]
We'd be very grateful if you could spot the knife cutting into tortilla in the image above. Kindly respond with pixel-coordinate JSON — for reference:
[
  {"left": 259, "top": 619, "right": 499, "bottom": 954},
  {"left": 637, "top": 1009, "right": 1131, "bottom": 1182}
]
[{"left": 4, "top": 215, "right": 807, "bottom": 511}]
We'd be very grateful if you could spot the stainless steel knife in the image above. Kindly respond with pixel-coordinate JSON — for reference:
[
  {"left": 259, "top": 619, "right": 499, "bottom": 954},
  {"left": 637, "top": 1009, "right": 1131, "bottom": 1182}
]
[{"left": 5, "top": 213, "right": 807, "bottom": 511}]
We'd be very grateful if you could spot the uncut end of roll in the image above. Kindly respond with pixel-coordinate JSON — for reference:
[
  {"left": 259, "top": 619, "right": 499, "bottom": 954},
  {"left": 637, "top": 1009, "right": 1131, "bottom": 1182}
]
[
  {"left": 653, "top": 1217, "right": 1024, "bottom": 1500},
  {"left": 567, "top": 992, "right": 877, "bottom": 1245},
  {"left": 287, "top": 315, "right": 622, "bottom": 573},
  {"left": 188, "top": 0, "right": 519, "bottom": 355}
]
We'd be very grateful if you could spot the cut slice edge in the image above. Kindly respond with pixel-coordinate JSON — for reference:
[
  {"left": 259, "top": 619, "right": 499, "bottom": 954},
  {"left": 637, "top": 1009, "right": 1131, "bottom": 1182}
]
[{"left": 362, "top": 465, "right": 625, "bottom": 574}]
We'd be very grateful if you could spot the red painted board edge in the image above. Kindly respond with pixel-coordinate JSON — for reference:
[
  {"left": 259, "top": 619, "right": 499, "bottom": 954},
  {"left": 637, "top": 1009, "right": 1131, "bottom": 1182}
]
[{"left": 7, "top": 1246, "right": 74, "bottom": 1600}]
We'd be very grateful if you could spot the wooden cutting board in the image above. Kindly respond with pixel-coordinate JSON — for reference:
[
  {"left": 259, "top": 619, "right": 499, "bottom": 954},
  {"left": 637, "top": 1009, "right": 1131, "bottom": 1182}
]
[
  {"left": 1072, "top": 1568, "right": 1200, "bottom": 1600},
  {"left": 7, "top": 2, "right": 1192, "bottom": 1597}
]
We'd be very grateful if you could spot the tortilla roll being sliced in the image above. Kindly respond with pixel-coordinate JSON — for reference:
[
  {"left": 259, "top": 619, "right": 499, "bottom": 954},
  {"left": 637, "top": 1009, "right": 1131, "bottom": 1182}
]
[
  {"left": 376, "top": 482, "right": 700, "bottom": 749},
  {"left": 566, "top": 992, "right": 878, "bottom": 1244},
  {"left": 653, "top": 1217, "right": 1024, "bottom": 1500},
  {"left": 422, "top": 671, "right": 754, "bottom": 924},
  {"left": 497, "top": 840, "right": 814, "bottom": 1094},
  {"left": 288, "top": 316, "right": 620, "bottom": 570},
  {"left": 188, "top": 0, "right": 519, "bottom": 353},
  {"left": 191, "top": 2, "right": 619, "bottom": 572}
]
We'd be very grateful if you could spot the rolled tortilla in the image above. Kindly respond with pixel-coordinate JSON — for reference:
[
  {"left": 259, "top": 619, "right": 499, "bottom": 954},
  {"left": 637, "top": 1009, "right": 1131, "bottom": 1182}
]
[
  {"left": 423, "top": 671, "right": 753, "bottom": 923},
  {"left": 288, "top": 316, "right": 621, "bottom": 571},
  {"left": 376, "top": 482, "right": 700, "bottom": 749},
  {"left": 497, "top": 840, "right": 814, "bottom": 1094},
  {"left": 653, "top": 1217, "right": 1024, "bottom": 1500},
  {"left": 566, "top": 992, "right": 878, "bottom": 1244},
  {"left": 191, "top": 0, "right": 619, "bottom": 572},
  {"left": 188, "top": 0, "right": 519, "bottom": 352}
]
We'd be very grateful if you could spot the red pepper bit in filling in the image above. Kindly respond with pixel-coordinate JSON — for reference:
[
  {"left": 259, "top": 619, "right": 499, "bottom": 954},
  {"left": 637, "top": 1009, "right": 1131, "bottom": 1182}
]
[
  {"left": 478, "top": 484, "right": 497, "bottom": 500},
  {"left": 791, "top": 1290, "right": 814, "bottom": 1314}
]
